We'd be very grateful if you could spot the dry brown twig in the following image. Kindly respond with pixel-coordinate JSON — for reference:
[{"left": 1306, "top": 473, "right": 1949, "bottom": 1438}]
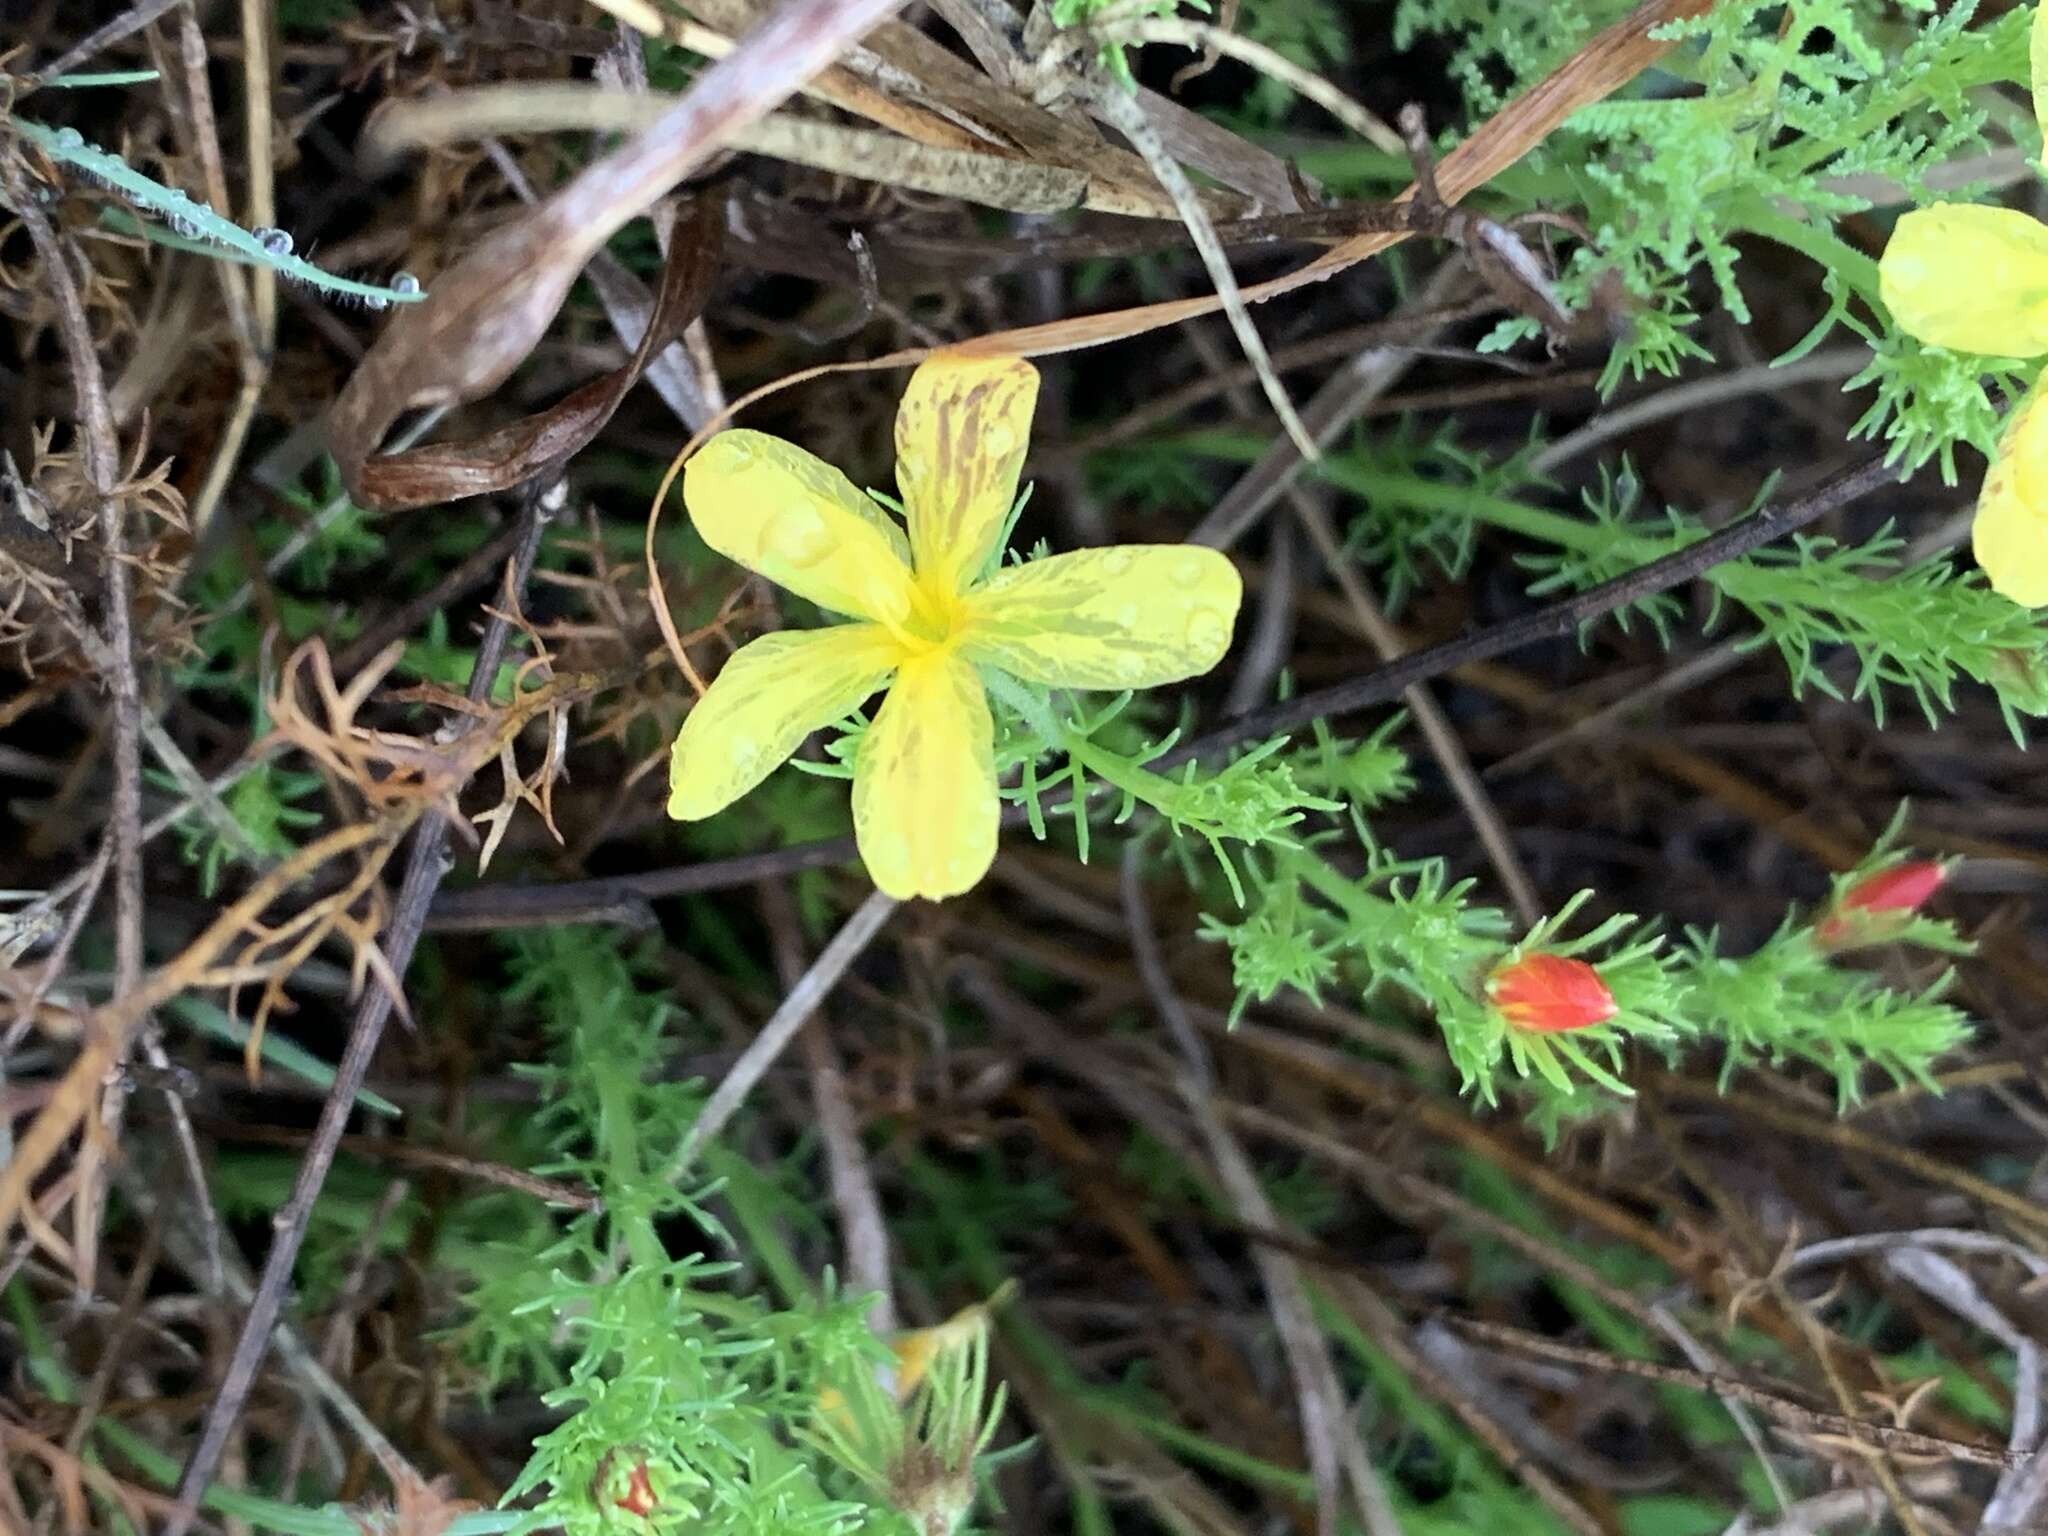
[
  {"left": 0, "top": 606, "right": 594, "bottom": 1246},
  {"left": 0, "top": 129, "right": 152, "bottom": 1292},
  {"left": 1121, "top": 843, "right": 1403, "bottom": 1536}
]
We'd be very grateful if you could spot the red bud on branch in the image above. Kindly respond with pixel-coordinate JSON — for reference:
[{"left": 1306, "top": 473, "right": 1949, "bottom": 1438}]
[
  {"left": 1485, "top": 953, "right": 1617, "bottom": 1033},
  {"left": 1816, "top": 861, "right": 1946, "bottom": 950}
]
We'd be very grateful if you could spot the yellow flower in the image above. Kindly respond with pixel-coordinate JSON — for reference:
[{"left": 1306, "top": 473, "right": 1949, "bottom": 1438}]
[
  {"left": 1873, "top": 1, "right": 2048, "bottom": 605},
  {"left": 1979, "top": 387, "right": 2048, "bottom": 607},
  {"left": 667, "top": 355, "right": 1244, "bottom": 901}
]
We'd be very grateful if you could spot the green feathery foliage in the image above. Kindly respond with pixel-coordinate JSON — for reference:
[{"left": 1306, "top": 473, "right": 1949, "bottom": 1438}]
[
  {"left": 1379, "top": 0, "right": 2030, "bottom": 473},
  {"left": 443, "top": 929, "right": 1007, "bottom": 1536},
  {"left": 1204, "top": 771, "right": 1973, "bottom": 1119}
]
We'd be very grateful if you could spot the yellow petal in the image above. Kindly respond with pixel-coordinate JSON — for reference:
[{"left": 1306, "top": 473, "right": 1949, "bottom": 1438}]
[
  {"left": 852, "top": 650, "right": 998, "bottom": 900},
  {"left": 1879, "top": 205, "right": 2048, "bottom": 357},
  {"left": 887, "top": 1294, "right": 998, "bottom": 1399},
  {"left": 894, "top": 355, "right": 1040, "bottom": 595},
  {"left": 1976, "top": 394, "right": 2048, "bottom": 607},
  {"left": 685, "top": 430, "right": 917, "bottom": 624},
  {"left": 668, "top": 626, "right": 901, "bottom": 820},
  {"left": 961, "top": 546, "right": 1243, "bottom": 689}
]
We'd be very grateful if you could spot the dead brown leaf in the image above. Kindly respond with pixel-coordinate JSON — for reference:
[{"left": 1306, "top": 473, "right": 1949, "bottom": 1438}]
[
  {"left": 328, "top": 0, "right": 912, "bottom": 508},
  {"left": 344, "top": 199, "right": 721, "bottom": 510}
]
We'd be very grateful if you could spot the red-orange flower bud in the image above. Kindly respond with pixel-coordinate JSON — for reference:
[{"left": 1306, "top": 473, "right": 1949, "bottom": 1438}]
[
  {"left": 1817, "top": 861, "right": 1946, "bottom": 948},
  {"left": 615, "top": 1461, "right": 657, "bottom": 1519},
  {"left": 1485, "top": 953, "right": 1617, "bottom": 1033}
]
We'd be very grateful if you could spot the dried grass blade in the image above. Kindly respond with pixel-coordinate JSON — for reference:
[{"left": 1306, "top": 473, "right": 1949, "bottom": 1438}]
[
  {"left": 952, "top": 0, "right": 1715, "bottom": 359},
  {"left": 370, "top": 87, "right": 1091, "bottom": 214}
]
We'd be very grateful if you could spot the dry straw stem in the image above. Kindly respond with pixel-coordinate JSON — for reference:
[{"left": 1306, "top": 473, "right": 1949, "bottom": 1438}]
[
  {"left": 952, "top": 0, "right": 1717, "bottom": 359},
  {"left": 666, "top": 888, "right": 900, "bottom": 1178},
  {"left": 0, "top": 624, "right": 584, "bottom": 1247},
  {"left": 0, "top": 144, "right": 145, "bottom": 1289},
  {"left": 1042, "top": 13, "right": 1404, "bottom": 156},
  {"left": 1655, "top": 1076, "right": 2048, "bottom": 1243},
  {"left": 742, "top": 0, "right": 1244, "bottom": 216},
  {"left": 1123, "top": 847, "right": 1402, "bottom": 1536},
  {"left": 763, "top": 879, "right": 899, "bottom": 1335},
  {"left": 1453, "top": 1317, "right": 2028, "bottom": 1470},
  {"left": 0, "top": 820, "right": 393, "bottom": 1248},
  {"left": 615, "top": 2, "right": 1032, "bottom": 158},
  {"left": 1084, "top": 79, "right": 1318, "bottom": 459},
  {"left": 369, "top": 85, "right": 1096, "bottom": 214},
  {"left": 166, "top": 490, "right": 557, "bottom": 1533}
]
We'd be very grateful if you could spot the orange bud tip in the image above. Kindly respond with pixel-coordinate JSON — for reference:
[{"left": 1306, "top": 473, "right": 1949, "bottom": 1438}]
[
  {"left": 1486, "top": 953, "right": 1617, "bottom": 1033},
  {"left": 616, "top": 1462, "right": 657, "bottom": 1519},
  {"left": 1817, "top": 860, "right": 1946, "bottom": 947},
  {"left": 1842, "top": 861, "right": 1946, "bottom": 915}
]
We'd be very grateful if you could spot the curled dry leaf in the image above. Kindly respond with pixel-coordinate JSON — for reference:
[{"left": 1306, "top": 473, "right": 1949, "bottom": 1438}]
[
  {"left": 327, "top": 0, "right": 911, "bottom": 509},
  {"left": 340, "top": 200, "right": 721, "bottom": 510}
]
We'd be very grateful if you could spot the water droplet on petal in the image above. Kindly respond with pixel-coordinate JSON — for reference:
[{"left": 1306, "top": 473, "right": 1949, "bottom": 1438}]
[
  {"left": 729, "top": 735, "right": 762, "bottom": 777},
  {"left": 391, "top": 271, "right": 421, "bottom": 296},
  {"left": 1175, "top": 556, "right": 1208, "bottom": 587},
  {"left": 1101, "top": 550, "right": 1134, "bottom": 576},
  {"left": 254, "top": 225, "right": 292, "bottom": 256},
  {"left": 1115, "top": 603, "right": 1138, "bottom": 627},
  {"left": 1184, "top": 608, "right": 1229, "bottom": 655},
  {"left": 54, "top": 127, "right": 84, "bottom": 150},
  {"left": 763, "top": 504, "right": 834, "bottom": 569},
  {"left": 984, "top": 423, "right": 1016, "bottom": 459},
  {"left": 364, "top": 293, "right": 389, "bottom": 312},
  {"left": 1119, "top": 653, "right": 1149, "bottom": 682}
]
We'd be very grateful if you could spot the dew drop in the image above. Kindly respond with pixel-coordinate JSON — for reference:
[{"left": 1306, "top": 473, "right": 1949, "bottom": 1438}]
[
  {"left": 984, "top": 422, "right": 1016, "bottom": 459},
  {"left": 54, "top": 127, "right": 84, "bottom": 150},
  {"left": 1115, "top": 603, "right": 1138, "bottom": 627},
  {"left": 363, "top": 293, "right": 390, "bottom": 312},
  {"left": 1174, "top": 555, "right": 1208, "bottom": 587},
  {"left": 1100, "top": 550, "right": 1134, "bottom": 576},
  {"left": 391, "top": 271, "right": 421, "bottom": 296},
  {"left": 1184, "top": 607, "right": 1229, "bottom": 655},
  {"left": 762, "top": 504, "right": 833, "bottom": 569},
  {"left": 1120, "top": 653, "right": 1149, "bottom": 682},
  {"left": 253, "top": 225, "right": 292, "bottom": 256},
  {"left": 729, "top": 735, "right": 762, "bottom": 777}
]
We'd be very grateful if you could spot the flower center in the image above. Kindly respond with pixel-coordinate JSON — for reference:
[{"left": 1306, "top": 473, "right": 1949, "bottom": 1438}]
[{"left": 894, "top": 574, "right": 966, "bottom": 655}]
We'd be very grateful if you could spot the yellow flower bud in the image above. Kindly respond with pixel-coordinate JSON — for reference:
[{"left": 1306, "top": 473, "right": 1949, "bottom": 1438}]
[{"left": 1879, "top": 205, "right": 2048, "bottom": 358}]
